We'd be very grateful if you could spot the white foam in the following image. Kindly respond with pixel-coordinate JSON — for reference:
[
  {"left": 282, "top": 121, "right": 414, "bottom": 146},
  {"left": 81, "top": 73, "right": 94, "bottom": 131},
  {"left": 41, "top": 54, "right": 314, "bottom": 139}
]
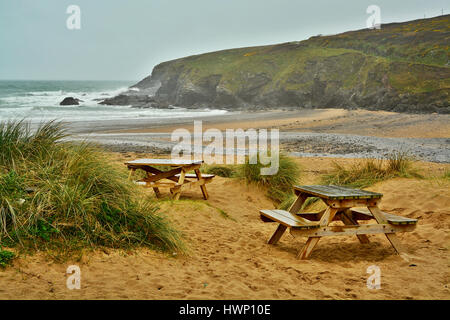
[{"left": 0, "top": 85, "right": 227, "bottom": 122}]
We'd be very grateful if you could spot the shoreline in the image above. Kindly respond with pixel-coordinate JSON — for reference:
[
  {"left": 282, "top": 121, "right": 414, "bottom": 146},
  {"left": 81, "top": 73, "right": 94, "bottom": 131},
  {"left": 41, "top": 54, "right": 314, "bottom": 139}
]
[{"left": 64, "top": 108, "right": 450, "bottom": 163}]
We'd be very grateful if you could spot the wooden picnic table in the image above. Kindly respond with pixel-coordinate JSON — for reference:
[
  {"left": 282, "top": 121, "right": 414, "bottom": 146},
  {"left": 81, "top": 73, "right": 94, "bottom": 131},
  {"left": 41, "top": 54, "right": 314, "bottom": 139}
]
[
  {"left": 260, "top": 185, "right": 417, "bottom": 259},
  {"left": 125, "top": 159, "right": 214, "bottom": 200}
]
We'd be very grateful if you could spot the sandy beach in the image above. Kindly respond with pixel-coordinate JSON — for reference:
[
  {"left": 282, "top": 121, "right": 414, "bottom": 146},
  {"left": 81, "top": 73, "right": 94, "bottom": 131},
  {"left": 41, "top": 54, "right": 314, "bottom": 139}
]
[
  {"left": 1, "top": 155, "right": 449, "bottom": 300},
  {"left": 2, "top": 109, "right": 450, "bottom": 300},
  {"left": 2, "top": 3, "right": 449, "bottom": 305}
]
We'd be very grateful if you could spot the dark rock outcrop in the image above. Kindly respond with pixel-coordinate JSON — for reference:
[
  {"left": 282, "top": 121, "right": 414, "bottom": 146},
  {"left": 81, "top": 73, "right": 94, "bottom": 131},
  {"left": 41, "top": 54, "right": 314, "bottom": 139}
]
[{"left": 60, "top": 97, "right": 82, "bottom": 106}]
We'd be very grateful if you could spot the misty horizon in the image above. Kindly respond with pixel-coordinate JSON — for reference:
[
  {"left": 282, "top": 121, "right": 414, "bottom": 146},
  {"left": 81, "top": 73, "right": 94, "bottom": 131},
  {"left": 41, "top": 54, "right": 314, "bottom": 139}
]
[{"left": 0, "top": 0, "right": 448, "bottom": 81}]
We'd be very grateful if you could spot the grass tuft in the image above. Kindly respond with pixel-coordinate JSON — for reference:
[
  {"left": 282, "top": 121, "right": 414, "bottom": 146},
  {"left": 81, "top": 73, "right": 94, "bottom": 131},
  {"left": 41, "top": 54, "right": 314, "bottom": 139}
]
[
  {"left": 238, "top": 154, "right": 300, "bottom": 203},
  {"left": 203, "top": 165, "right": 236, "bottom": 178},
  {"left": 0, "top": 248, "right": 15, "bottom": 268},
  {"left": 322, "top": 152, "right": 421, "bottom": 188},
  {"left": 0, "top": 120, "right": 184, "bottom": 261}
]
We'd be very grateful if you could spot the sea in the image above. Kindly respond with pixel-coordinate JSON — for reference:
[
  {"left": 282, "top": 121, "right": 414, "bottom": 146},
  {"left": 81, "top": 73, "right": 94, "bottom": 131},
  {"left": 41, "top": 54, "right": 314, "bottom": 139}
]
[{"left": 0, "top": 80, "right": 227, "bottom": 123}]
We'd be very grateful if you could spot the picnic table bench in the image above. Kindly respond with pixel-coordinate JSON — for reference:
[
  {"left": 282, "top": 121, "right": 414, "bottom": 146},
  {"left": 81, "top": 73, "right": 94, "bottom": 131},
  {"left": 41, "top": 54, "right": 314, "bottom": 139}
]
[
  {"left": 260, "top": 185, "right": 417, "bottom": 259},
  {"left": 125, "top": 159, "right": 214, "bottom": 200}
]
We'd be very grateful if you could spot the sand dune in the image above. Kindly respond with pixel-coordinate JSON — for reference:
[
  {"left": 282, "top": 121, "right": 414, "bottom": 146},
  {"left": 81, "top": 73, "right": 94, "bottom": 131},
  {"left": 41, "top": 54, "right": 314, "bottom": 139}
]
[{"left": 1, "top": 157, "right": 448, "bottom": 300}]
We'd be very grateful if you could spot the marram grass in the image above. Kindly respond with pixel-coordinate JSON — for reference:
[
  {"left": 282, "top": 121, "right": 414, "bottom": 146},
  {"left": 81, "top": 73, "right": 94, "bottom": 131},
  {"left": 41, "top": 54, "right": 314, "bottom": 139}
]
[
  {"left": 238, "top": 153, "right": 300, "bottom": 203},
  {"left": 322, "top": 152, "right": 422, "bottom": 189},
  {"left": 0, "top": 120, "right": 184, "bottom": 261}
]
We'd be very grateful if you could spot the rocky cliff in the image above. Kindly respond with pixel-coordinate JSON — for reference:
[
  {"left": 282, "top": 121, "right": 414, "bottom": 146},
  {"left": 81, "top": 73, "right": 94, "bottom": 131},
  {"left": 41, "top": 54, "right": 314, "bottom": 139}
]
[{"left": 102, "top": 15, "right": 450, "bottom": 113}]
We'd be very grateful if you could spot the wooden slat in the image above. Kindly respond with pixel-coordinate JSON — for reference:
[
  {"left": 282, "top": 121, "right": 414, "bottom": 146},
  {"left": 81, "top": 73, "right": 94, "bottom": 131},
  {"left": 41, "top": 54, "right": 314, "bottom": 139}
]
[
  {"left": 140, "top": 182, "right": 176, "bottom": 188},
  {"left": 383, "top": 213, "right": 418, "bottom": 225},
  {"left": 136, "top": 166, "right": 180, "bottom": 183},
  {"left": 351, "top": 208, "right": 417, "bottom": 225},
  {"left": 175, "top": 173, "right": 215, "bottom": 179},
  {"left": 290, "top": 223, "right": 416, "bottom": 238},
  {"left": 325, "top": 198, "right": 380, "bottom": 209},
  {"left": 125, "top": 159, "right": 203, "bottom": 167},
  {"left": 260, "top": 210, "right": 319, "bottom": 229},
  {"left": 144, "top": 167, "right": 182, "bottom": 183},
  {"left": 293, "top": 185, "right": 383, "bottom": 200}
]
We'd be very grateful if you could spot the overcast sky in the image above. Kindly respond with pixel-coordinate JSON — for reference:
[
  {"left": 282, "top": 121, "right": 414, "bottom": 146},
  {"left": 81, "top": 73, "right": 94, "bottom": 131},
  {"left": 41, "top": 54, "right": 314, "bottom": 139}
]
[{"left": 0, "top": 0, "right": 447, "bottom": 81}]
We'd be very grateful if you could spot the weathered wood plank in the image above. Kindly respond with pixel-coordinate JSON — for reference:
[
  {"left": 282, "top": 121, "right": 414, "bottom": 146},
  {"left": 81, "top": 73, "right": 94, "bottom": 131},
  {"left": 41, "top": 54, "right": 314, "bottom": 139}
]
[
  {"left": 325, "top": 198, "right": 380, "bottom": 208},
  {"left": 171, "top": 178, "right": 210, "bottom": 192},
  {"left": 351, "top": 207, "right": 417, "bottom": 225},
  {"left": 143, "top": 167, "right": 183, "bottom": 183},
  {"left": 175, "top": 173, "right": 215, "bottom": 179},
  {"left": 125, "top": 159, "right": 203, "bottom": 167},
  {"left": 260, "top": 210, "right": 319, "bottom": 229},
  {"left": 290, "top": 223, "right": 415, "bottom": 238},
  {"left": 293, "top": 185, "right": 383, "bottom": 200}
]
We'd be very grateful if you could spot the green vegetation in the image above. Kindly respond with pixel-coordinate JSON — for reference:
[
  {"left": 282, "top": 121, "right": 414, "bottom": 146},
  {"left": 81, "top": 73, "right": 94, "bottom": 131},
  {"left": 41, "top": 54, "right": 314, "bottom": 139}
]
[
  {"left": 307, "top": 16, "right": 450, "bottom": 67},
  {"left": 203, "top": 165, "right": 237, "bottom": 178},
  {"left": 238, "top": 154, "right": 300, "bottom": 203},
  {"left": 146, "top": 15, "right": 449, "bottom": 113},
  {"left": 322, "top": 152, "right": 422, "bottom": 188},
  {"left": 0, "top": 248, "right": 15, "bottom": 268},
  {"left": 443, "top": 170, "right": 450, "bottom": 180},
  {"left": 0, "top": 120, "right": 184, "bottom": 261}
]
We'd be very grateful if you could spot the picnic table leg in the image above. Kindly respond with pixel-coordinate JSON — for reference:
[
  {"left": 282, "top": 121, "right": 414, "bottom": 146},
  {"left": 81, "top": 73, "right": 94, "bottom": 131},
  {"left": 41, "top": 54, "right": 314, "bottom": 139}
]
[
  {"left": 341, "top": 210, "right": 370, "bottom": 244},
  {"left": 267, "top": 193, "right": 308, "bottom": 245},
  {"left": 128, "top": 168, "right": 136, "bottom": 180},
  {"left": 368, "top": 206, "right": 405, "bottom": 255},
  {"left": 268, "top": 225, "right": 287, "bottom": 244},
  {"left": 195, "top": 169, "right": 208, "bottom": 200},
  {"left": 297, "top": 207, "right": 338, "bottom": 259},
  {"left": 143, "top": 171, "right": 162, "bottom": 198},
  {"left": 289, "top": 193, "right": 308, "bottom": 214},
  {"left": 173, "top": 170, "right": 186, "bottom": 200},
  {"left": 152, "top": 187, "right": 162, "bottom": 198}
]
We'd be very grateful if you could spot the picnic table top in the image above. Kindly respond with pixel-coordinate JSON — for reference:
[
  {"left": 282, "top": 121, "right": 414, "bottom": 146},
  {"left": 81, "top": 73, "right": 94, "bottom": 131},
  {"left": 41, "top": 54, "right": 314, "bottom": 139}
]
[
  {"left": 125, "top": 159, "right": 203, "bottom": 167},
  {"left": 294, "top": 185, "right": 383, "bottom": 200}
]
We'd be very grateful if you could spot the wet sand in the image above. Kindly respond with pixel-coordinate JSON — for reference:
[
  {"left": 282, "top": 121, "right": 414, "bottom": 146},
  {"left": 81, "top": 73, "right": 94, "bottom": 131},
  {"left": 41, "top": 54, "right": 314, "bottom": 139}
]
[
  {"left": 65, "top": 109, "right": 450, "bottom": 163},
  {"left": 68, "top": 109, "right": 450, "bottom": 139}
]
